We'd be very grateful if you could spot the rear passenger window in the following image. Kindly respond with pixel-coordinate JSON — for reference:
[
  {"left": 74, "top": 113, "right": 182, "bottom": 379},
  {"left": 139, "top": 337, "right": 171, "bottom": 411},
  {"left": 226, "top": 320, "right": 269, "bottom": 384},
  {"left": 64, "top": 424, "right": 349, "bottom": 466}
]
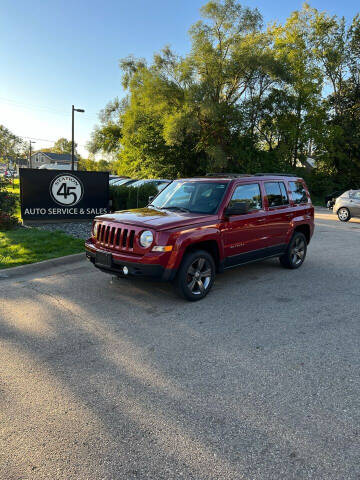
[
  {"left": 265, "top": 182, "right": 288, "bottom": 207},
  {"left": 289, "top": 181, "right": 308, "bottom": 204},
  {"left": 229, "top": 183, "right": 262, "bottom": 210}
]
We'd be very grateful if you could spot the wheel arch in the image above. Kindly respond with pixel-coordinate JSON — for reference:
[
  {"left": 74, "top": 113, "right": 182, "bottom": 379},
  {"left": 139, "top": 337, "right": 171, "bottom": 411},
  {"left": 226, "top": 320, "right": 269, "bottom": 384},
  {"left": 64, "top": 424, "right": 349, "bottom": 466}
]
[
  {"left": 293, "top": 224, "right": 311, "bottom": 244},
  {"left": 181, "top": 240, "right": 221, "bottom": 271}
]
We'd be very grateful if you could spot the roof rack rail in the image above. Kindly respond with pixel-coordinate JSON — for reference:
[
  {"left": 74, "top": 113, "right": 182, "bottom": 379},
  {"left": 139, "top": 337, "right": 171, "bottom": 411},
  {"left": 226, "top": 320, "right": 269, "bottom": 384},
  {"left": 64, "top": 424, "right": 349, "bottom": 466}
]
[
  {"left": 205, "top": 172, "right": 299, "bottom": 178},
  {"left": 254, "top": 172, "right": 298, "bottom": 177},
  {"left": 205, "top": 173, "right": 252, "bottom": 178}
]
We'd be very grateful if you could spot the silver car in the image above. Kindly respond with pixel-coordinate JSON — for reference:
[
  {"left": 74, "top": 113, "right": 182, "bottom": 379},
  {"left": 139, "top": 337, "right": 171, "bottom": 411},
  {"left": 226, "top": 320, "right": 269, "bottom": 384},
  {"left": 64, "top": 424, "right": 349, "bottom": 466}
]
[{"left": 333, "top": 190, "right": 360, "bottom": 222}]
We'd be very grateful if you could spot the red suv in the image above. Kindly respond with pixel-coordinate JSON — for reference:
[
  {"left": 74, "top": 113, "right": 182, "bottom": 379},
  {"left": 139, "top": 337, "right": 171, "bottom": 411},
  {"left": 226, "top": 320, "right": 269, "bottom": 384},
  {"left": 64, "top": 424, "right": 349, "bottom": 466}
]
[{"left": 85, "top": 174, "right": 314, "bottom": 301}]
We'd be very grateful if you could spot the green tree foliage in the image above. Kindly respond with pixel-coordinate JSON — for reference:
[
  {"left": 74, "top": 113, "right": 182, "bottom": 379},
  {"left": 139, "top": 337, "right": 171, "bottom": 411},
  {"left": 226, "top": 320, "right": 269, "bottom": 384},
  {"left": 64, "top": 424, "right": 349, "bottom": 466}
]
[
  {"left": 78, "top": 158, "right": 113, "bottom": 172},
  {"left": 87, "top": 98, "right": 123, "bottom": 155},
  {"left": 0, "top": 177, "right": 19, "bottom": 230},
  {"left": 53, "top": 137, "right": 77, "bottom": 155},
  {"left": 0, "top": 125, "right": 26, "bottom": 163},
  {"left": 36, "top": 138, "right": 78, "bottom": 156},
  {"left": 89, "top": 1, "right": 360, "bottom": 194}
]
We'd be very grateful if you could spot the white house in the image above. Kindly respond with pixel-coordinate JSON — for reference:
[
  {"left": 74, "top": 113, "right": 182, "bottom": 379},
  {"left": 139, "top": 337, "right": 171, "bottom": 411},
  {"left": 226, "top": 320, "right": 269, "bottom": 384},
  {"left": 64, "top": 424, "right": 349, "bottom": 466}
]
[{"left": 30, "top": 152, "right": 78, "bottom": 170}]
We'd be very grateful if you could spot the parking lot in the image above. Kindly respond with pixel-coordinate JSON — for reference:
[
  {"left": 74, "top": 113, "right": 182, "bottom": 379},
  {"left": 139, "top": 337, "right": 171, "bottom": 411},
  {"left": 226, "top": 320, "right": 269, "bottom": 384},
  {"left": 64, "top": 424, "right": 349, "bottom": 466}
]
[{"left": 1, "top": 211, "right": 360, "bottom": 480}]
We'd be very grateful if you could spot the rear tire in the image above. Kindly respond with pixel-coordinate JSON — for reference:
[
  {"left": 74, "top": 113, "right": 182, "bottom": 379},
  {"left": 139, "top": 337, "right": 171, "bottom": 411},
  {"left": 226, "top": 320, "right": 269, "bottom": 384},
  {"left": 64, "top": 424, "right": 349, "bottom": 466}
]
[
  {"left": 337, "top": 207, "right": 351, "bottom": 222},
  {"left": 280, "top": 232, "right": 307, "bottom": 269},
  {"left": 175, "top": 250, "right": 215, "bottom": 301}
]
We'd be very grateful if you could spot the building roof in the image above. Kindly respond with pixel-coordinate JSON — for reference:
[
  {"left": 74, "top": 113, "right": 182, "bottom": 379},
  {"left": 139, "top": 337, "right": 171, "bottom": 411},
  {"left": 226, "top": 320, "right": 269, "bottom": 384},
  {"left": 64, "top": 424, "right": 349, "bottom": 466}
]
[{"left": 33, "top": 152, "right": 78, "bottom": 163}]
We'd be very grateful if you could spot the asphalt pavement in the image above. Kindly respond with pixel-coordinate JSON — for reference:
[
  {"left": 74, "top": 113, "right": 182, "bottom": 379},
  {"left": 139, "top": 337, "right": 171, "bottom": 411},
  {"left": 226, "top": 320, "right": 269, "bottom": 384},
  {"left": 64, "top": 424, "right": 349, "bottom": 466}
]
[{"left": 0, "top": 210, "right": 360, "bottom": 480}]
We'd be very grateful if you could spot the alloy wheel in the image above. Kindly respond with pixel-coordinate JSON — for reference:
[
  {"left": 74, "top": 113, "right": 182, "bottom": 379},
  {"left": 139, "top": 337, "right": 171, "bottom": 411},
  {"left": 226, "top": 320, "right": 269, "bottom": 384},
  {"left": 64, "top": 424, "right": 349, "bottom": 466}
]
[
  {"left": 338, "top": 208, "right": 349, "bottom": 221},
  {"left": 291, "top": 237, "right": 306, "bottom": 266},
  {"left": 186, "top": 257, "right": 212, "bottom": 295}
]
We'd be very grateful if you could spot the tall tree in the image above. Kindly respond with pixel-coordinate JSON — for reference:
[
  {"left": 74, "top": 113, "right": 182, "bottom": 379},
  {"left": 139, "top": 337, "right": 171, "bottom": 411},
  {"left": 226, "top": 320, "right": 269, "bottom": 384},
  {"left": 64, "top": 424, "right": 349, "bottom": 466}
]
[
  {"left": 268, "top": 4, "right": 323, "bottom": 167},
  {"left": 0, "top": 125, "right": 25, "bottom": 163},
  {"left": 89, "top": 0, "right": 360, "bottom": 189},
  {"left": 52, "top": 137, "right": 77, "bottom": 155}
]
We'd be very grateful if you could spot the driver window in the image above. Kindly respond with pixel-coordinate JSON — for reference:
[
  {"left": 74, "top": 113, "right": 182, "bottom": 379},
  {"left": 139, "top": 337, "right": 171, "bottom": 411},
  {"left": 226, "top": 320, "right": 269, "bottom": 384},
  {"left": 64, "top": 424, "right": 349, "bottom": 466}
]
[{"left": 229, "top": 183, "right": 262, "bottom": 210}]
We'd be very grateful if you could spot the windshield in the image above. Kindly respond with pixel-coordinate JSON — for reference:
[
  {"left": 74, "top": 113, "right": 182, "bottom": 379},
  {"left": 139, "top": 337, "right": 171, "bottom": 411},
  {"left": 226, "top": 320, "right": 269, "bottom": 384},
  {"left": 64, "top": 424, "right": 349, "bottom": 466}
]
[{"left": 150, "top": 181, "right": 228, "bottom": 214}]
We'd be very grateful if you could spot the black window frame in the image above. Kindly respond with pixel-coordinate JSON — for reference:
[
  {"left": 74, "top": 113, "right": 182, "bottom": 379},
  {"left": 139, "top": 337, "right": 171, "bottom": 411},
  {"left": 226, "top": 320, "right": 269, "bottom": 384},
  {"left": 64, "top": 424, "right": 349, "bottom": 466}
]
[
  {"left": 228, "top": 182, "right": 263, "bottom": 212},
  {"left": 264, "top": 181, "right": 289, "bottom": 208}
]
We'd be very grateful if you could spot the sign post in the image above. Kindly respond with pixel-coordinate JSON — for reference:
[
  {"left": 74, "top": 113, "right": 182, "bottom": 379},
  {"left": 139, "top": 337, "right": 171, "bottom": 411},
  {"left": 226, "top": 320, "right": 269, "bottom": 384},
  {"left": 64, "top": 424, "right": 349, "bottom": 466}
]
[{"left": 20, "top": 169, "right": 109, "bottom": 222}]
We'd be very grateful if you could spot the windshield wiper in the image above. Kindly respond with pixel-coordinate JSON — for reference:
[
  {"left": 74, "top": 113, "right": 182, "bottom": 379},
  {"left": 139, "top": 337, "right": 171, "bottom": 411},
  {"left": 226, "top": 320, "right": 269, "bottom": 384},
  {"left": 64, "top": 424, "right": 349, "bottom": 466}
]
[{"left": 162, "top": 206, "right": 190, "bottom": 212}]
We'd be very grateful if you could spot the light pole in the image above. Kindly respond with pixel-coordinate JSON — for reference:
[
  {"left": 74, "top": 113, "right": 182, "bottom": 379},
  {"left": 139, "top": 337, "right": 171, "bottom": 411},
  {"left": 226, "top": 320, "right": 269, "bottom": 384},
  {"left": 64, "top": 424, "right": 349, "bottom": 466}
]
[
  {"left": 29, "top": 140, "right": 36, "bottom": 168},
  {"left": 72, "top": 105, "right": 85, "bottom": 170}
]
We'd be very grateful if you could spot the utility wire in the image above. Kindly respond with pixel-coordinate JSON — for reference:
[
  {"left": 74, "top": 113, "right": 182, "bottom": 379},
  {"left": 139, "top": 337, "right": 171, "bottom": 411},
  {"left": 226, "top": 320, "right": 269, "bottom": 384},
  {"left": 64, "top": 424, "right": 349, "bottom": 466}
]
[
  {"left": 0, "top": 96, "right": 99, "bottom": 121},
  {"left": 21, "top": 136, "right": 87, "bottom": 148}
]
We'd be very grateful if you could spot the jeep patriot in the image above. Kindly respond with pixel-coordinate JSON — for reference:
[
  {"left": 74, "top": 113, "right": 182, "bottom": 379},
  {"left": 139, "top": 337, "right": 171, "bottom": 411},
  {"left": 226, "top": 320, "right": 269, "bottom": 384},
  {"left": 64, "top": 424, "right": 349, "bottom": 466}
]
[{"left": 85, "top": 174, "right": 314, "bottom": 300}]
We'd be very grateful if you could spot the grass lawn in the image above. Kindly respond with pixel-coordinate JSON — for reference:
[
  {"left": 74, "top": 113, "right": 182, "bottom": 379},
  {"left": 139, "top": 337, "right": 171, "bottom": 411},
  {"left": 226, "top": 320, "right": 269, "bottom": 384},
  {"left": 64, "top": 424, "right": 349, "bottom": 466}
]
[{"left": 0, "top": 227, "right": 84, "bottom": 270}]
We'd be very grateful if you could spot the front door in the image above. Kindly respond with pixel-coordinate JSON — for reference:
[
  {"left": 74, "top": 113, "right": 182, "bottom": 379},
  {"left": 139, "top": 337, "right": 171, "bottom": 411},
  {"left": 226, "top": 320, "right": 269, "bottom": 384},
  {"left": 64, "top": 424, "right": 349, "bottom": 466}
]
[
  {"left": 221, "top": 182, "right": 270, "bottom": 268},
  {"left": 349, "top": 190, "right": 360, "bottom": 216}
]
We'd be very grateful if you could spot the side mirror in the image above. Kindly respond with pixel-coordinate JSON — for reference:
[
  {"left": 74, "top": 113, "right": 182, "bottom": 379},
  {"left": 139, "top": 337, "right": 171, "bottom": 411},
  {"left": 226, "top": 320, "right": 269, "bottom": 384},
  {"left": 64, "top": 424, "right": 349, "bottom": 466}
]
[
  {"left": 225, "top": 202, "right": 249, "bottom": 216},
  {"left": 148, "top": 195, "right": 155, "bottom": 204}
]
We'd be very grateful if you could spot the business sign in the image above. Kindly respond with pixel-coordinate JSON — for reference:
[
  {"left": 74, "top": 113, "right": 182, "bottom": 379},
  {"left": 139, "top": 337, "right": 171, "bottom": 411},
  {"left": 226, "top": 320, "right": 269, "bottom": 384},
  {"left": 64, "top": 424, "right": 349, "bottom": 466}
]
[{"left": 20, "top": 169, "right": 109, "bottom": 220}]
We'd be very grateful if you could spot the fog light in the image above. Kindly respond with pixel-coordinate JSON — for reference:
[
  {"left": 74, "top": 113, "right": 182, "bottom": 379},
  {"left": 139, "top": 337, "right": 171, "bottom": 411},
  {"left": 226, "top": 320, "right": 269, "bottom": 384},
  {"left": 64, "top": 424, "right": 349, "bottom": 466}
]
[{"left": 123, "top": 266, "right": 129, "bottom": 275}]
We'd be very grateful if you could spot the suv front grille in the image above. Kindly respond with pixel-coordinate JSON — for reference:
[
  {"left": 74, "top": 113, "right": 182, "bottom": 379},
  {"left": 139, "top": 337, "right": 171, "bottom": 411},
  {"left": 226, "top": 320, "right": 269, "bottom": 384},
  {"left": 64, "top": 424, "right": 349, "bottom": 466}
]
[{"left": 96, "top": 224, "right": 136, "bottom": 251}]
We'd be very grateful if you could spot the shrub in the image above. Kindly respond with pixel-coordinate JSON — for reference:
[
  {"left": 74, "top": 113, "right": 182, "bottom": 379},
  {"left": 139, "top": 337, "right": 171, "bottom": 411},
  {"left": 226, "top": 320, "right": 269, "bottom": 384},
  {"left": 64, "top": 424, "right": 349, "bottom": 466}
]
[
  {"left": 110, "top": 183, "right": 158, "bottom": 211},
  {"left": 0, "top": 177, "right": 19, "bottom": 230},
  {"left": 109, "top": 185, "right": 129, "bottom": 211}
]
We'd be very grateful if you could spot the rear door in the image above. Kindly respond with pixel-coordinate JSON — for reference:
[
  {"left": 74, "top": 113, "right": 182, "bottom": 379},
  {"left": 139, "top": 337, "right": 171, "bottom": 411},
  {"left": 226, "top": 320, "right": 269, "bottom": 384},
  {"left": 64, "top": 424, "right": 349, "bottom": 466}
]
[
  {"left": 263, "top": 181, "right": 292, "bottom": 248},
  {"left": 221, "top": 182, "right": 269, "bottom": 267}
]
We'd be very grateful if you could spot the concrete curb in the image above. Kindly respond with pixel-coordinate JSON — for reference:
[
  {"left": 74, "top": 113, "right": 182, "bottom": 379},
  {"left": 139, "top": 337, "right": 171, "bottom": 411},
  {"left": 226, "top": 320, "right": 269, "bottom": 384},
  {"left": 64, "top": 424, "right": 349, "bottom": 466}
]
[{"left": 0, "top": 252, "right": 85, "bottom": 280}]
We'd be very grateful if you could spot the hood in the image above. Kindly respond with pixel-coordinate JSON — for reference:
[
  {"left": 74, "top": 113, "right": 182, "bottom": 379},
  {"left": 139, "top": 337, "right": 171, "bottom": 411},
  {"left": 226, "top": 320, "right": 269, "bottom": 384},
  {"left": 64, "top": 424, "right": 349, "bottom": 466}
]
[{"left": 96, "top": 207, "right": 217, "bottom": 231}]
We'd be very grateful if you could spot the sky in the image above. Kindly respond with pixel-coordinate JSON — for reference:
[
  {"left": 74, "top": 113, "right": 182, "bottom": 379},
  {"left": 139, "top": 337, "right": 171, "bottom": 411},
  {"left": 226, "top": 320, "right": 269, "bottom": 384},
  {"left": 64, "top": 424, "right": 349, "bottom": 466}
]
[{"left": 1, "top": 0, "right": 359, "bottom": 158}]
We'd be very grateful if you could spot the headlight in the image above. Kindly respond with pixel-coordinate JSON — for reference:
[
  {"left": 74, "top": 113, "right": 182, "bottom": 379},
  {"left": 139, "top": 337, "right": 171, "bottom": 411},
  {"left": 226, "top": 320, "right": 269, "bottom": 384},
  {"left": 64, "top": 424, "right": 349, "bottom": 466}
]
[
  {"left": 139, "top": 230, "right": 154, "bottom": 248},
  {"left": 93, "top": 222, "right": 98, "bottom": 238}
]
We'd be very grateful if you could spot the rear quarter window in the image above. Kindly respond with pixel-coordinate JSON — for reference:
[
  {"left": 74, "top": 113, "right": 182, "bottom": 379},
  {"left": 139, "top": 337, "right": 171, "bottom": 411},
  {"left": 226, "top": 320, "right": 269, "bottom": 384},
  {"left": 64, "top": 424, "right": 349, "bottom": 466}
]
[{"left": 289, "top": 181, "right": 309, "bottom": 204}]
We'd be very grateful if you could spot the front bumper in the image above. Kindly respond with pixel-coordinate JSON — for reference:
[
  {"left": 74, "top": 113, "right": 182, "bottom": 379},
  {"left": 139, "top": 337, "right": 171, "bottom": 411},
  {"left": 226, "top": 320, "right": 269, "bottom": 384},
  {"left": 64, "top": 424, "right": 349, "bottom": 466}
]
[{"left": 85, "top": 241, "right": 176, "bottom": 281}]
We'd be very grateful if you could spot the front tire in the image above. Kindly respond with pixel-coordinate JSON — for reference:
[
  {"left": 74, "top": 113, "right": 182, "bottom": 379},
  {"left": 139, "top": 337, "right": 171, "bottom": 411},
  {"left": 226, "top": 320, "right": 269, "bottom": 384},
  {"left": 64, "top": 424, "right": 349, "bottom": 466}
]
[
  {"left": 337, "top": 207, "right": 351, "bottom": 222},
  {"left": 175, "top": 250, "right": 215, "bottom": 301},
  {"left": 280, "top": 232, "right": 307, "bottom": 269}
]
